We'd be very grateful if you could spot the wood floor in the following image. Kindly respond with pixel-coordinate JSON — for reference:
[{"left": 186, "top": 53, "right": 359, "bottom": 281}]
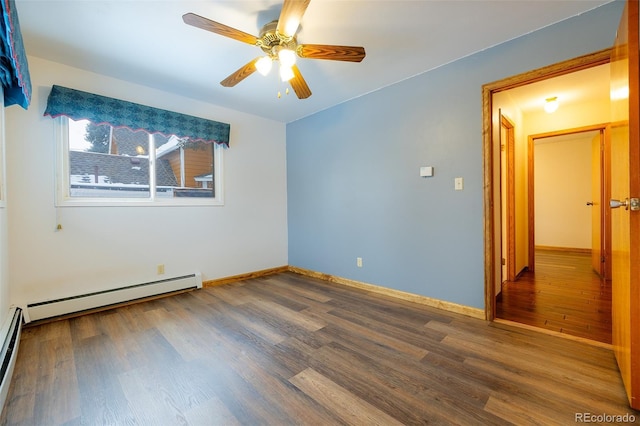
[
  {"left": 496, "top": 249, "right": 612, "bottom": 344},
  {"left": 2, "top": 272, "right": 636, "bottom": 425}
]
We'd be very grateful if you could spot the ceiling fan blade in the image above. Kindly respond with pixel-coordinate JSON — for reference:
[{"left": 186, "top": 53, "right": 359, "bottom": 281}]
[
  {"left": 183, "top": 13, "right": 258, "bottom": 45},
  {"left": 220, "top": 58, "right": 260, "bottom": 87},
  {"left": 297, "top": 44, "right": 366, "bottom": 62},
  {"left": 289, "top": 64, "right": 312, "bottom": 99},
  {"left": 276, "top": 0, "right": 310, "bottom": 38}
]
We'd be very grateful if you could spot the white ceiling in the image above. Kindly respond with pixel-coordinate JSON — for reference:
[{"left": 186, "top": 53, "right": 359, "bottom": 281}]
[{"left": 16, "top": 0, "right": 614, "bottom": 123}]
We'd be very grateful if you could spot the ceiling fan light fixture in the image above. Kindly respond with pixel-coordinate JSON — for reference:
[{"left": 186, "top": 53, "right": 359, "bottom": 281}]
[
  {"left": 255, "top": 56, "right": 273, "bottom": 76},
  {"left": 182, "top": 0, "right": 364, "bottom": 100},
  {"left": 544, "top": 96, "right": 559, "bottom": 113},
  {"left": 278, "top": 48, "right": 297, "bottom": 68},
  {"left": 279, "top": 64, "right": 294, "bottom": 82}
]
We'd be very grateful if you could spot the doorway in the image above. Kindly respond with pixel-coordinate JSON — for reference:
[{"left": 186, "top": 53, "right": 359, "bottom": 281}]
[
  {"left": 482, "top": 48, "right": 613, "bottom": 343},
  {"left": 497, "top": 127, "right": 612, "bottom": 344}
]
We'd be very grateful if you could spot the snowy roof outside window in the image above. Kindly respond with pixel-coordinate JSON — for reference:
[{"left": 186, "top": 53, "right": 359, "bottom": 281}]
[{"left": 155, "top": 135, "right": 181, "bottom": 158}]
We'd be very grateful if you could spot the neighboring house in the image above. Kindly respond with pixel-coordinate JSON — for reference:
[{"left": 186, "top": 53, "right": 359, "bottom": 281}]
[
  {"left": 194, "top": 173, "right": 213, "bottom": 189},
  {"left": 155, "top": 136, "right": 215, "bottom": 197},
  {"left": 69, "top": 151, "right": 177, "bottom": 186},
  {"left": 70, "top": 129, "right": 213, "bottom": 197}
]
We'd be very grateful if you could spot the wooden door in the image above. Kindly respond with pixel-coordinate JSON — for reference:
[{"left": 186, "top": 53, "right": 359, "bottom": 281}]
[
  {"left": 610, "top": 0, "right": 640, "bottom": 410},
  {"left": 591, "top": 130, "right": 611, "bottom": 280},
  {"left": 501, "top": 113, "right": 516, "bottom": 283},
  {"left": 591, "top": 132, "right": 604, "bottom": 276},
  {"left": 500, "top": 114, "right": 507, "bottom": 289}
]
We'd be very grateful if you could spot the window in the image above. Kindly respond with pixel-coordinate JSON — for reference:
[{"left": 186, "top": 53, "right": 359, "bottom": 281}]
[
  {"left": 56, "top": 117, "right": 224, "bottom": 206},
  {"left": 45, "top": 85, "right": 229, "bottom": 206}
]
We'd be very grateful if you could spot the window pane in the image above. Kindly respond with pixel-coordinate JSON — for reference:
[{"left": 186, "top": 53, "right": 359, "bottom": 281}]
[
  {"left": 68, "top": 119, "right": 150, "bottom": 198},
  {"left": 155, "top": 137, "right": 214, "bottom": 198}
]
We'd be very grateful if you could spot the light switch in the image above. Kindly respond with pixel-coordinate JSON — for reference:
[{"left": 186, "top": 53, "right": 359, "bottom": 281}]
[
  {"left": 455, "top": 177, "right": 464, "bottom": 191},
  {"left": 420, "top": 166, "right": 434, "bottom": 177}
]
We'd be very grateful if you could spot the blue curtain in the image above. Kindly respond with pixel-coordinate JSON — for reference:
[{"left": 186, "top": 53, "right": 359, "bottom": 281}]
[
  {"left": 0, "top": 0, "right": 31, "bottom": 109},
  {"left": 44, "top": 85, "right": 231, "bottom": 147}
]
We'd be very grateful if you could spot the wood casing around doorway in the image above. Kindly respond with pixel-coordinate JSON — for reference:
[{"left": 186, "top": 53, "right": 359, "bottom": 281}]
[{"left": 482, "top": 48, "right": 612, "bottom": 321}]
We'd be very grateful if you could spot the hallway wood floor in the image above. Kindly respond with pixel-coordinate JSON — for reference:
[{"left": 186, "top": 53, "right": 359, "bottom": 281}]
[
  {"left": 2, "top": 272, "right": 634, "bottom": 425},
  {"left": 496, "top": 249, "right": 612, "bottom": 344}
]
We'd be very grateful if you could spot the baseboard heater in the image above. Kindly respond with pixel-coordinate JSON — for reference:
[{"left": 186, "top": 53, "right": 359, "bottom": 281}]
[
  {"left": 0, "top": 307, "right": 22, "bottom": 412},
  {"left": 24, "top": 273, "right": 202, "bottom": 323}
]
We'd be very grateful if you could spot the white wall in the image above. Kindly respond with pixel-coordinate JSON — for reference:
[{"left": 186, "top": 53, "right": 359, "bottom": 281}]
[
  {"left": 0, "top": 91, "right": 9, "bottom": 324},
  {"left": 0, "top": 201, "right": 6, "bottom": 325},
  {"left": 5, "top": 56, "right": 288, "bottom": 308}
]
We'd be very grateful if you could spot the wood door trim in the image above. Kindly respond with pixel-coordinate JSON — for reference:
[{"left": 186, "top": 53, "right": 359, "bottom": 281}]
[
  {"left": 527, "top": 134, "right": 535, "bottom": 271},
  {"left": 528, "top": 123, "right": 612, "bottom": 139},
  {"left": 501, "top": 114, "right": 517, "bottom": 282},
  {"left": 604, "top": 125, "right": 612, "bottom": 280},
  {"left": 482, "top": 48, "right": 612, "bottom": 321},
  {"left": 485, "top": 49, "right": 612, "bottom": 94}
]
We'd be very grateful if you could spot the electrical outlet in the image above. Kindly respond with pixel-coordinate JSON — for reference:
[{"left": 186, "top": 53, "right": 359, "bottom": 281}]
[
  {"left": 157, "top": 264, "right": 165, "bottom": 275},
  {"left": 357, "top": 257, "right": 363, "bottom": 268}
]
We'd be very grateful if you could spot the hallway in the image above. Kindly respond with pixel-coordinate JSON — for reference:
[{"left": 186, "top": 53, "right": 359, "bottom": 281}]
[{"left": 496, "top": 249, "right": 612, "bottom": 344}]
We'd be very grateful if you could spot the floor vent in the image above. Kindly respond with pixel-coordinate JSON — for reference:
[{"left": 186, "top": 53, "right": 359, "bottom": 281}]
[
  {"left": 0, "top": 307, "right": 22, "bottom": 412},
  {"left": 24, "top": 273, "right": 202, "bottom": 323}
]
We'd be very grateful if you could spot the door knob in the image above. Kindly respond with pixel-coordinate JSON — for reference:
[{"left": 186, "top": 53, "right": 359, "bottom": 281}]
[
  {"left": 610, "top": 198, "right": 640, "bottom": 211},
  {"left": 610, "top": 198, "right": 629, "bottom": 210}
]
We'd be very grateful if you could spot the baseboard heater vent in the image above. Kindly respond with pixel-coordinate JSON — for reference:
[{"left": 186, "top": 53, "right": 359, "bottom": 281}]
[
  {"left": 0, "top": 307, "right": 22, "bottom": 412},
  {"left": 24, "top": 273, "right": 202, "bottom": 323}
]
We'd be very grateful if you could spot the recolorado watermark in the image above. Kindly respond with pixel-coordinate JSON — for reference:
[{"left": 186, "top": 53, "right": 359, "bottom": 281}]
[{"left": 575, "top": 412, "right": 637, "bottom": 423}]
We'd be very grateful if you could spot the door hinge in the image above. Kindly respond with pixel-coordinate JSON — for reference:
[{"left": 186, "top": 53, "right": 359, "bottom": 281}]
[
  {"left": 601, "top": 256, "right": 606, "bottom": 263},
  {"left": 501, "top": 258, "right": 506, "bottom": 265}
]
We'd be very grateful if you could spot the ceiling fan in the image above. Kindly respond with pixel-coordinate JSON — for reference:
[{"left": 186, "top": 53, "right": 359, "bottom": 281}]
[{"left": 182, "top": 0, "right": 366, "bottom": 99}]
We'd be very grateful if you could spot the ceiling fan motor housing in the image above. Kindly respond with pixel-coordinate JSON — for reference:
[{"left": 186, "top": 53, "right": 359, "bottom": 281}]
[{"left": 258, "top": 20, "right": 297, "bottom": 58}]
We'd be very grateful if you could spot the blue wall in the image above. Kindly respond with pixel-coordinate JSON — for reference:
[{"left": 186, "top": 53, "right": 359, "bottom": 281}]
[{"left": 286, "top": 1, "right": 624, "bottom": 309}]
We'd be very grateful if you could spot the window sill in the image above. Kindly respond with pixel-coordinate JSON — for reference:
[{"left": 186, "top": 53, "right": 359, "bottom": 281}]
[{"left": 55, "top": 198, "right": 224, "bottom": 207}]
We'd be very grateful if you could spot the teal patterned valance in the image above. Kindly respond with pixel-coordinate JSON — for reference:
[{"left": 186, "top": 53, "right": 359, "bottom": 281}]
[
  {"left": 44, "top": 85, "right": 230, "bottom": 147},
  {"left": 1, "top": 0, "right": 31, "bottom": 109}
]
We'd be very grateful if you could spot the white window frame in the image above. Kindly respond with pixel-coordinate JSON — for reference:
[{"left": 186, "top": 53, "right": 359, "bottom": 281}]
[{"left": 55, "top": 117, "right": 224, "bottom": 207}]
